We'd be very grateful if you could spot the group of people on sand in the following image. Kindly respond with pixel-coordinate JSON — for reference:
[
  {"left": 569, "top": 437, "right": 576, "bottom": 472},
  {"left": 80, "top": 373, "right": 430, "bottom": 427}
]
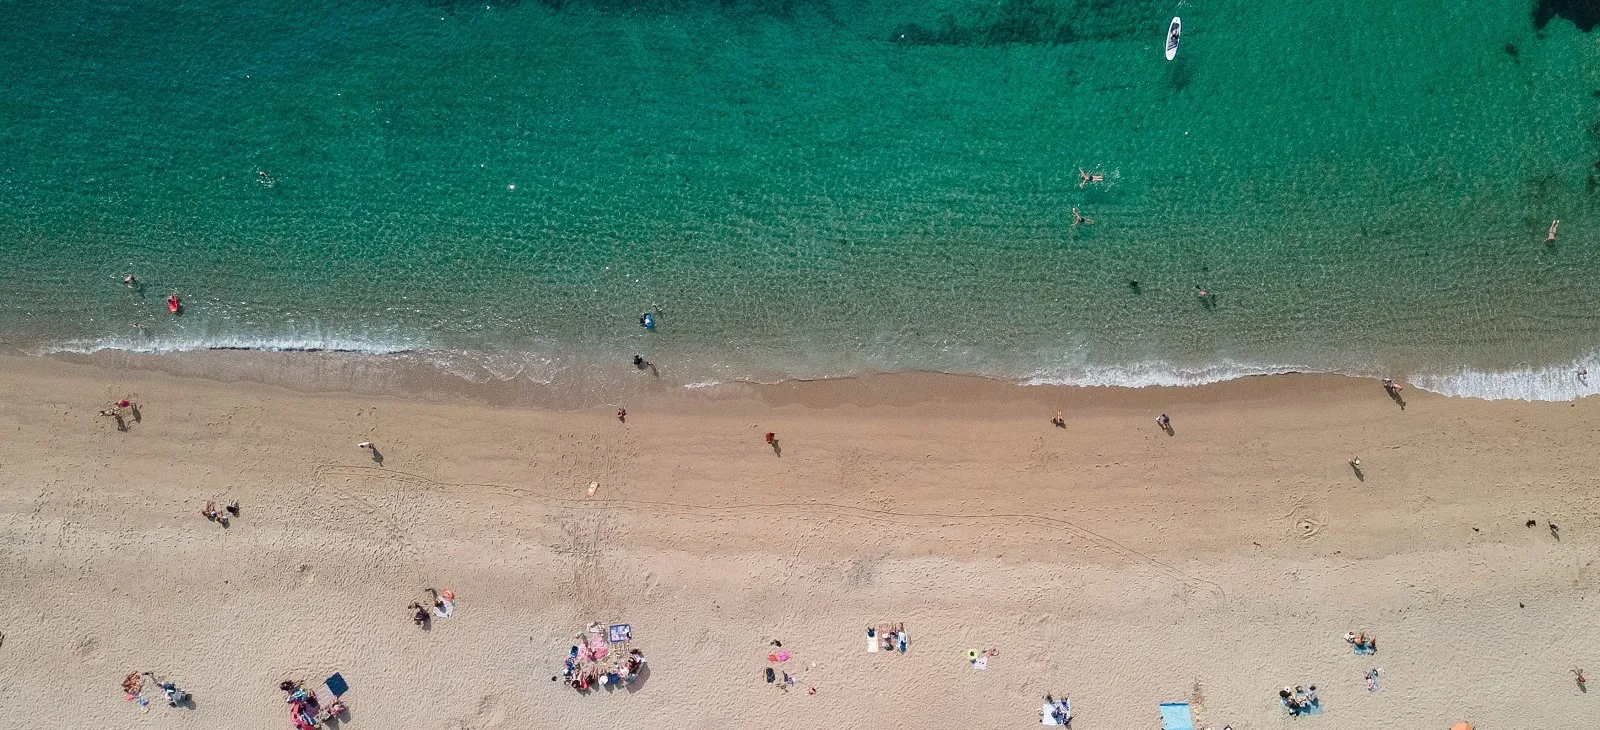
[
  {"left": 1278, "top": 684, "right": 1319, "bottom": 714},
  {"left": 407, "top": 588, "right": 455, "bottom": 627},
  {"left": 200, "top": 499, "right": 239, "bottom": 527},
  {"left": 122, "top": 671, "right": 189, "bottom": 711},
  {"left": 557, "top": 622, "right": 645, "bottom": 692},
  {"left": 279, "top": 678, "right": 345, "bottom": 729},
  {"left": 97, "top": 398, "right": 136, "bottom": 429}
]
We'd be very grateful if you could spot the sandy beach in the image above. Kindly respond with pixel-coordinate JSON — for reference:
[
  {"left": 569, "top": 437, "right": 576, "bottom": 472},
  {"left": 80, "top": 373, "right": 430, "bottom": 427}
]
[{"left": 0, "top": 353, "right": 1595, "bottom": 729}]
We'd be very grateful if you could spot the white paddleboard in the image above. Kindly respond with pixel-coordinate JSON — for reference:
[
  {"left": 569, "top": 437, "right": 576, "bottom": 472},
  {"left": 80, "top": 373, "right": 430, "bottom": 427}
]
[{"left": 1165, "top": 16, "right": 1181, "bottom": 61}]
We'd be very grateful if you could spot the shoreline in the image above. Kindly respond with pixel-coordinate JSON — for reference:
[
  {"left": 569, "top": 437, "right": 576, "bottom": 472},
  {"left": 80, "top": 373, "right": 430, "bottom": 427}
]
[
  {"left": 2, "top": 351, "right": 1596, "bottom": 729},
  {"left": 21, "top": 344, "right": 1600, "bottom": 411}
]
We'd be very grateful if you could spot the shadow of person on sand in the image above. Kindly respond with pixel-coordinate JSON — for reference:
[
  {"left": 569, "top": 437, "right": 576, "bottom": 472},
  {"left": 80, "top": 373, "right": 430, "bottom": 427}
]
[
  {"left": 624, "top": 664, "right": 651, "bottom": 694},
  {"left": 370, "top": 447, "right": 384, "bottom": 465},
  {"left": 1349, "top": 460, "right": 1364, "bottom": 482},
  {"left": 130, "top": 404, "right": 142, "bottom": 423}
]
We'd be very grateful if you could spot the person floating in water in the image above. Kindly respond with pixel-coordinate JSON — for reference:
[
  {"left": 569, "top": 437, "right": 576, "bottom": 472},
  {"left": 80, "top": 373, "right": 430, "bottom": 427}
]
[
  {"left": 1071, "top": 207, "right": 1093, "bottom": 226},
  {"left": 639, "top": 312, "right": 656, "bottom": 330},
  {"left": 1546, "top": 219, "right": 1560, "bottom": 243},
  {"left": 122, "top": 274, "right": 138, "bottom": 289},
  {"left": 1078, "top": 168, "right": 1105, "bottom": 189}
]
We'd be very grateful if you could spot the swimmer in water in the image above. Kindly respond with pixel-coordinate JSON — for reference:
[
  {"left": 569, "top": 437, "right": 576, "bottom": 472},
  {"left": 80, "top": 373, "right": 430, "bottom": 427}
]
[
  {"left": 639, "top": 312, "right": 656, "bottom": 330},
  {"left": 1547, "top": 219, "right": 1560, "bottom": 243},
  {"left": 1071, "top": 207, "right": 1093, "bottom": 226},
  {"left": 122, "top": 274, "right": 138, "bottom": 288},
  {"left": 1078, "top": 168, "right": 1105, "bottom": 189}
]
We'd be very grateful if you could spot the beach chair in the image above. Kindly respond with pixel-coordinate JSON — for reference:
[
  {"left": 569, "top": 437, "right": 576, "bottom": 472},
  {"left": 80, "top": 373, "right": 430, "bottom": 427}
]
[{"left": 1159, "top": 702, "right": 1194, "bottom": 730}]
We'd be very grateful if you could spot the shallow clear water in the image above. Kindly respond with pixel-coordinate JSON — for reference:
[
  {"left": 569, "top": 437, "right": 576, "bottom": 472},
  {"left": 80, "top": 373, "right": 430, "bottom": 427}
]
[{"left": 5, "top": 0, "right": 1600, "bottom": 398}]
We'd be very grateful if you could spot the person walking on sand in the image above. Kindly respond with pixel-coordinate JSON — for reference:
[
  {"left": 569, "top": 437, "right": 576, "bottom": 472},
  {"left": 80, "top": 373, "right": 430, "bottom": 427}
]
[
  {"left": 617, "top": 407, "right": 627, "bottom": 423},
  {"left": 1156, "top": 413, "right": 1171, "bottom": 430},
  {"left": 1050, "top": 410, "right": 1065, "bottom": 428},
  {"left": 1547, "top": 219, "right": 1560, "bottom": 243}
]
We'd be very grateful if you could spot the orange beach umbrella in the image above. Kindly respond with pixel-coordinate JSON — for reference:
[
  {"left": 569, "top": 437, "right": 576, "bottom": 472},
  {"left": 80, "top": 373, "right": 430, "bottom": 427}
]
[{"left": 1451, "top": 724, "right": 1473, "bottom": 730}]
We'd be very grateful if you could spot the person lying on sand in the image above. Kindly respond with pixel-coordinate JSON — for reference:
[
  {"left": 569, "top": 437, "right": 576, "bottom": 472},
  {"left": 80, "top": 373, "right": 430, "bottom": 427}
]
[{"left": 409, "top": 602, "right": 429, "bottom": 626}]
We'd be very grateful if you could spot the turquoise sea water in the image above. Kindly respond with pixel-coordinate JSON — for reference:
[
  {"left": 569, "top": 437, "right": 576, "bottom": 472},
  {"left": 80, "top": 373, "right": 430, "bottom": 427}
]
[{"left": 5, "top": 0, "right": 1600, "bottom": 398}]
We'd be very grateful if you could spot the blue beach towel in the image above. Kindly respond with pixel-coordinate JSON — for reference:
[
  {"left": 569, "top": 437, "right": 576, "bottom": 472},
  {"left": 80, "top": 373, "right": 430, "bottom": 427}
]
[
  {"left": 1353, "top": 644, "right": 1376, "bottom": 655},
  {"left": 324, "top": 673, "right": 348, "bottom": 697},
  {"left": 1283, "top": 698, "right": 1324, "bottom": 716},
  {"left": 1159, "top": 702, "right": 1195, "bottom": 730}
]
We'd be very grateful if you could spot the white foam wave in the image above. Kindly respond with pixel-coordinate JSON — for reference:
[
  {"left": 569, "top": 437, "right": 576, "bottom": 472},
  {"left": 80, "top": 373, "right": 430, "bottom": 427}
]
[
  {"left": 1406, "top": 354, "right": 1600, "bottom": 402},
  {"left": 37, "top": 333, "right": 419, "bottom": 356},
  {"left": 32, "top": 333, "right": 1600, "bottom": 402},
  {"left": 1020, "top": 359, "right": 1303, "bottom": 388}
]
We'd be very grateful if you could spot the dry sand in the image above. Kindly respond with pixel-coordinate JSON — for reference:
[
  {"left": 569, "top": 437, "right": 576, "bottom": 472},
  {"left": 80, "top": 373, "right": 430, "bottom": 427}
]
[{"left": 0, "top": 354, "right": 1595, "bottom": 729}]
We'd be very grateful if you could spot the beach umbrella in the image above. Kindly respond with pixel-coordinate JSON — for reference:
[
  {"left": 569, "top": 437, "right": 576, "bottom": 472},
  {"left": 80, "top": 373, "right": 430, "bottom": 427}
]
[{"left": 1450, "top": 723, "right": 1473, "bottom": 730}]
